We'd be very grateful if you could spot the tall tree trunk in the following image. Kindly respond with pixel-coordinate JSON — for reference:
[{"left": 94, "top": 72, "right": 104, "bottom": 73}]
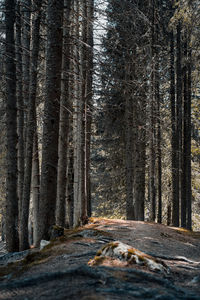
[
  {"left": 36, "top": 0, "right": 64, "bottom": 244},
  {"left": 32, "top": 132, "right": 40, "bottom": 246},
  {"left": 173, "top": 22, "right": 182, "bottom": 227},
  {"left": 73, "top": 0, "right": 84, "bottom": 227},
  {"left": 21, "top": 0, "right": 31, "bottom": 133},
  {"left": 181, "top": 34, "right": 188, "bottom": 228},
  {"left": 56, "top": 0, "right": 71, "bottom": 227},
  {"left": 149, "top": 0, "right": 156, "bottom": 221},
  {"left": 16, "top": 1, "right": 24, "bottom": 216},
  {"left": 125, "top": 69, "right": 135, "bottom": 220},
  {"left": 170, "top": 31, "right": 178, "bottom": 227},
  {"left": 155, "top": 27, "right": 162, "bottom": 224},
  {"left": 186, "top": 49, "right": 192, "bottom": 230},
  {"left": 80, "top": 0, "right": 87, "bottom": 222},
  {"left": 85, "top": 0, "right": 94, "bottom": 217},
  {"left": 19, "top": 0, "right": 42, "bottom": 250},
  {"left": 5, "top": 0, "right": 19, "bottom": 252},
  {"left": 134, "top": 95, "right": 146, "bottom": 221}
]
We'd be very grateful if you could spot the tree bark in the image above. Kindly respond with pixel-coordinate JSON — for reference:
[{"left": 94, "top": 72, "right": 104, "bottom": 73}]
[
  {"left": 149, "top": 0, "right": 156, "bottom": 221},
  {"left": 170, "top": 30, "right": 178, "bottom": 227},
  {"left": 5, "top": 0, "right": 19, "bottom": 252},
  {"left": 56, "top": 0, "right": 71, "bottom": 227},
  {"left": 19, "top": 0, "right": 42, "bottom": 250},
  {"left": 16, "top": 1, "right": 24, "bottom": 217},
  {"left": 125, "top": 75, "right": 135, "bottom": 220},
  {"left": 85, "top": 0, "right": 94, "bottom": 217},
  {"left": 73, "top": 0, "right": 84, "bottom": 227},
  {"left": 186, "top": 49, "right": 192, "bottom": 230},
  {"left": 36, "top": 0, "right": 64, "bottom": 244},
  {"left": 32, "top": 132, "right": 40, "bottom": 246},
  {"left": 172, "top": 22, "right": 182, "bottom": 227}
]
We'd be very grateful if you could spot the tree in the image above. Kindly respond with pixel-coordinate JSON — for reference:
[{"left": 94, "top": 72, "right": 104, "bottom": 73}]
[
  {"left": 36, "top": 0, "right": 64, "bottom": 244},
  {"left": 5, "top": 0, "right": 19, "bottom": 252},
  {"left": 19, "top": 0, "right": 42, "bottom": 250},
  {"left": 56, "top": 0, "right": 72, "bottom": 227}
]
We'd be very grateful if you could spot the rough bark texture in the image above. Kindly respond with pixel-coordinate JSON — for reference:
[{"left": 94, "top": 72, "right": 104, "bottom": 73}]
[
  {"left": 56, "top": 0, "right": 71, "bottom": 227},
  {"left": 186, "top": 49, "right": 192, "bottom": 230},
  {"left": 181, "top": 36, "right": 188, "bottom": 228},
  {"left": 85, "top": 0, "right": 94, "bottom": 217},
  {"left": 5, "top": 0, "right": 19, "bottom": 252},
  {"left": 73, "top": 0, "right": 84, "bottom": 227},
  {"left": 149, "top": 0, "right": 156, "bottom": 221},
  {"left": 125, "top": 91, "right": 134, "bottom": 220},
  {"left": 21, "top": 0, "right": 31, "bottom": 164},
  {"left": 19, "top": 0, "right": 42, "bottom": 251},
  {"left": 36, "top": 0, "right": 64, "bottom": 243},
  {"left": 32, "top": 132, "right": 40, "bottom": 246},
  {"left": 81, "top": 0, "right": 88, "bottom": 223},
  {"left": 170, "top": 31, "right": 177, "bottom": 227},
  {"left": 173, "top": 23, "right": 182, "bottom": 227},
  {"left": 134, "top": 86, "right": 146, "bottom": 221},
  {"left": 16, "top": 1, "right": 24, "bottom": 216}
]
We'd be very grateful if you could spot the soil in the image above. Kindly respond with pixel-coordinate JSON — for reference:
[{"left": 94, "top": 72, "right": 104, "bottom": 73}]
[{"left": 0, "top": 218, "right": 200, "bottom": 299}]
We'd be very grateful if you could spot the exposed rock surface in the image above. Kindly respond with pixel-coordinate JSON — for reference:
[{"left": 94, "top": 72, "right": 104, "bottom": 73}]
[{"left": 0, "top": 218, "right": 200, "bottom": 299}]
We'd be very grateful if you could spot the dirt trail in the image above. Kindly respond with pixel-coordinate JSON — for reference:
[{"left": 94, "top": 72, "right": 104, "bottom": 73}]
[{"left": 0, "top": 218, "right": 200, "bottom": 299}]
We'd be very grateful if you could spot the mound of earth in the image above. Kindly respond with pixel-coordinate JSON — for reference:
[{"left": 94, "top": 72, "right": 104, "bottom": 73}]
[{"left": 0, "top": 218, "right": 200, "bottom": 299}]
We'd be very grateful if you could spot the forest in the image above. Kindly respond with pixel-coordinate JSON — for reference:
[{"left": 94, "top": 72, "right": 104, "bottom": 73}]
[{"left": 0, "top": 0, "right": 200, "bottom": 256}]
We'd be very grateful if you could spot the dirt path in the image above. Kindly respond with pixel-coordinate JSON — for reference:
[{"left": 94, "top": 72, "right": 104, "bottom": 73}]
[{"left": 0, "top": 218, "right": 200, "bottom": 299}]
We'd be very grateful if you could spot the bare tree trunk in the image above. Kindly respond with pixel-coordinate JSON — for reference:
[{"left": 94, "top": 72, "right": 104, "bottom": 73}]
[
  {"left": 173, "top": 22, "right": 182, "bottom": 227},
  {"left": 155, "top": 29, "right": 162, "bottom": 224},
  {"left": 5, "top": 0, "right": 19, "bottom": 252},
  {"left": 186, "top": 49, "right": 192, "bottom": 230},
  {"left": 36, "top": 0, "right": 64, "bottom": 244},
  {"left": 21, "top": 0, "right": 31, "bottom": 134},
  {"left": 56, "top": 0, "right": 72, "bottom": 227},
  {"left": 73, "top": 0, "right": 84, "bottom": 227},
  {"left": 134, "top": 96, "right": 146, "bottom": 221},
  {"left": 16, "top": 1, "right": 24, "bottom": 217},
  {"left": 170, "top": 30, "right": 178, "bottom": 227},
  {"left": 19, "top": 0, "right": 42, "bottom": 250},
  {"left": 149, "top": 0, "right": 156, "bottom": 221},
  {"left": 181, "top": 34, "right": 188, "bottom": 228},
  {"left": 85, "top": 0, "right": 94, "bottom": 217},
  {"left": 125, "top": 80, "right": 135, "bottom": 220},
  {"left": 32, "top": 131, "right": 40, "bottom": 245}
]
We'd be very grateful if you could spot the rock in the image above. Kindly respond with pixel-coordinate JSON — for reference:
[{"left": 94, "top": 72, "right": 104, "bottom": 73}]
[
  {"left": 89, "top": 241, "right": 170, "bottom": 274},
  {"left": 40, "top": 240, "right": 50, "bottom": 250}
]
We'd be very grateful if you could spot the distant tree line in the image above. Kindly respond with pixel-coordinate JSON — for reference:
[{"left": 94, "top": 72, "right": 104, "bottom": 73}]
[{"left": 94, "top": 0, "right": 200, "bottom": 228}]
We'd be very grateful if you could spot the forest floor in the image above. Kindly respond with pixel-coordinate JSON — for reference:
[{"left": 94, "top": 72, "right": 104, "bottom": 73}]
[{"left": 0, "top": 218, "right": 200, "bottom": 299}]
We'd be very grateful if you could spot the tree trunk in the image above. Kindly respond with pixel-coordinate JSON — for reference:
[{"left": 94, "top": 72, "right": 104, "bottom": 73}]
[
  {"left": 21, "top": 0, "right": 31, "bottom": 156},
  {"left": 173, "top": 22, "right": 182, "bottom": 227},
  {"left": 81, "top": 0, "right": 88, "bottom": 223},
  {"left": 134, "top": 96, "right": 146, "bottom": 221},
  {"left": 85, "top": 0, "right": 94, "bottom": 217},
  {"left": 5, "top": 0, "right": 19, "bottom": 252},
  {"left": 32, "top": 132, "right": 40, "bottom": 246},
  {"left": 36, "top": 0, "right": 64, "bottom": 244},
  {"left": 170, "top": 30, "right": 178, "bottom": 227},
  {"left": 181, "top": 35, "right": 188, "bottom": 228},
  {"left": 16, "top": 1, "right": 24, "bottom": 217},
  {"left": 125, "top": 80, "right": 135, "bottom": 220},
  {"left": 149, "top": 0, "right": 156, "bottom": 221},
  {"left": 73, "top": 0, "right": 84, "bottom": 227},
  {"left": 19, "top": 0, "right": 42, "bottom": 250},
  {"left": 155, "top": 27, "right": 162, "bottom": 224},
  {"left": 56, "top": 0, "right": 72, "bottom": 227},
  {"left": 186, "top": 49, "right": 192, "bottom": 230}
]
